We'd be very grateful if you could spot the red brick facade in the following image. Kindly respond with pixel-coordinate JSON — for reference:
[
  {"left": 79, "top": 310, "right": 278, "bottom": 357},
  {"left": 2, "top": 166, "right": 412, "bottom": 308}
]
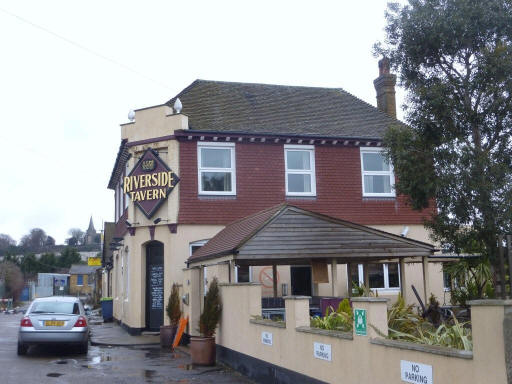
[{"left": 177, "top": 140, "right": 434, "bottom": 226}]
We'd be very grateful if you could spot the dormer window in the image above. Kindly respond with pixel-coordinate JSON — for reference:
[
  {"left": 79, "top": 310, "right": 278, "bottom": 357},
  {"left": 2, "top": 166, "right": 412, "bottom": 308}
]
[
  {"left": 197, "top": 142, "right": 236, "bottom": 195},
  {"left": 360, "top": 148, "right": 395, "bottom": 197}
]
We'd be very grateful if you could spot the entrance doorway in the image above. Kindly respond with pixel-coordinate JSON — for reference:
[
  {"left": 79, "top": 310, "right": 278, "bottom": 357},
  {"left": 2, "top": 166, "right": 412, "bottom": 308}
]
[
  {"left": 145, "top": 241, "right": 164, "bottom": 331},
  {"left": 290, "top": 266, "right": 312, "bottom": 296}
]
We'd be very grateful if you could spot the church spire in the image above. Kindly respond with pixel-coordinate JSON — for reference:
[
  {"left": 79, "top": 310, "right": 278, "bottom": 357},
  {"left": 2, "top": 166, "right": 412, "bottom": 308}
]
[{"left": 87, "top": 216, "right": 95, "bottom": 234}]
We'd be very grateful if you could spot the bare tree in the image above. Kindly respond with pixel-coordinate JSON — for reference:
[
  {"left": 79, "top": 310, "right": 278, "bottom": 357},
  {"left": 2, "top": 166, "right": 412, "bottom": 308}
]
[
  {"left": 0, "top": 234, "right": 16, "bottom": 254},
  {"left": 67, "top": 228, "right": 85, "bottom": 246},
  {"left": 0, "top": 262, "right": 24, "bottom": 301},
  {"left": 19, "top": 228, "right": 47, "bottom": 252}
]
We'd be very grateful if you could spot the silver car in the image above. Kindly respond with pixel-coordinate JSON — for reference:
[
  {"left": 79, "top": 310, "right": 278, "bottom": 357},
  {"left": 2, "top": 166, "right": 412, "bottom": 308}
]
[{"left": 18, "top": 296, "right": 89, "bottom": 355}]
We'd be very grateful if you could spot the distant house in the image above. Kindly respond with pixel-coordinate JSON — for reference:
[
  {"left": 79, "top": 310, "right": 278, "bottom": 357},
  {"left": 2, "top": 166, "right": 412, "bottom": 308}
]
[{"left": 69, "top": 264, "right": 100, "bottom": 296}]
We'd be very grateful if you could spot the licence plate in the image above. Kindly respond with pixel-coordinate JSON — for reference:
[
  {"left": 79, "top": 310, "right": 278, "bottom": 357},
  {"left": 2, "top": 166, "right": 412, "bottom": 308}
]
[{"left": 45, "top": 320, "right": 64, "bottom": 326}]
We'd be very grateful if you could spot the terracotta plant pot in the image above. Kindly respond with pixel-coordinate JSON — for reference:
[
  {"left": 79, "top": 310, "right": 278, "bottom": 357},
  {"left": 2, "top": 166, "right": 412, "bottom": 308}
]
[
  {"left": 160, "top": 325, "right": 178, "bottom": 348},
  {"left": 189, "top": 336, "right": 216, "bottom": 366}
]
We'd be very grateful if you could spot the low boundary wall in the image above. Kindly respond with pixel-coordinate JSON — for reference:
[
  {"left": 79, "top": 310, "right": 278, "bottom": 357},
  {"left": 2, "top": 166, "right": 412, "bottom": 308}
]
[{"left": 216, "top": 283, "right": 510, "bottom": 384}]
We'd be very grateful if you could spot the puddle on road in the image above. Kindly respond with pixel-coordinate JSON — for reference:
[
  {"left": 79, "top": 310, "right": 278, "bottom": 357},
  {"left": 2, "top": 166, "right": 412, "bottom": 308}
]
[
  {"left": 144, "top": 369, "right": 156, "bottom": 377},
  {"left": 46, "top": 373, "right": 64, "bottom": 377},
  {"left": 178, "top": 364, "right": 194, "bottom": 371}
]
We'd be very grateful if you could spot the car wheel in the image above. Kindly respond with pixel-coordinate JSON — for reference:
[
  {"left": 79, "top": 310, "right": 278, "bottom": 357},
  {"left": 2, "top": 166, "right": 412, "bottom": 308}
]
[
  {"left": 78, "top": 341, "right": 88, "bottom": 355},
  {"left": 17, "top": 342, "right": 28, "bottom": 356}
]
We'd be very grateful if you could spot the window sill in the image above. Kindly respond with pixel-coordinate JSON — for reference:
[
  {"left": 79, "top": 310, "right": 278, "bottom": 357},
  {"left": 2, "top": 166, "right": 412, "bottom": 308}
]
[
  {"left": 286, "top": 195, "right": 317, "bottom": 200},
  {"left": 362, "top": 195, "right": 396, "bottom": 200},
  {"left": 198, "top": 195, "right": 237, "bottom": 200},
  {"left": 371, "top": 288, "right": 400, "bottom": 293}
]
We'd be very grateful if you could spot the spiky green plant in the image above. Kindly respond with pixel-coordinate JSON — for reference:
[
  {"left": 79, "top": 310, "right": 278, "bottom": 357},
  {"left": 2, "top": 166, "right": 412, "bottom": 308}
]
[
  {"left": 374, "top": 295, "right": 473, "bottom": 351},
  {"left": 310, "top": 299, "right": 353, "bottom": 332}
]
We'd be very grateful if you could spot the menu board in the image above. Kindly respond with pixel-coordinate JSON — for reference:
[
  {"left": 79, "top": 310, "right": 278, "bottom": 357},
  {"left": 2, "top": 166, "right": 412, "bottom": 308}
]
[{"left": 150, "top": 265, "right": 164, "bottom": 310}]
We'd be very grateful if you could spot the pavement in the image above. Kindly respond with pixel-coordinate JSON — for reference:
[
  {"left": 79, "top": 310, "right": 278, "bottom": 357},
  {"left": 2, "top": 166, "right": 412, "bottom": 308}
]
[
  {"left": 1, "top": 312, "right": 253, "bottom": 383},
  {"left": 90, "top": 317, "right": 161, "bottom": 347}
]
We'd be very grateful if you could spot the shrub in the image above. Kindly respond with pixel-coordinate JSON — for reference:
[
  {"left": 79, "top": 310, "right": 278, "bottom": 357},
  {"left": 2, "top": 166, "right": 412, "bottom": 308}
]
[
  {"left": 376, "top": 295, "right": 473, "bottom": 351},
  {"left": 199, "top": 277, "right": 222, "bottom": 337},
  {"left": 311, "top": 298, "right": 353, "bottom": 332},
  {"left": 166, "top": 283, "right": 181, "bottom": 327}
]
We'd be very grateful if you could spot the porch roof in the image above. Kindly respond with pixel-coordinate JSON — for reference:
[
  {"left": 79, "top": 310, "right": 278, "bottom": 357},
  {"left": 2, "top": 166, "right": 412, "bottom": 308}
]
[{"left": 188, "top": 204, "right": 436, "bottom": 266}]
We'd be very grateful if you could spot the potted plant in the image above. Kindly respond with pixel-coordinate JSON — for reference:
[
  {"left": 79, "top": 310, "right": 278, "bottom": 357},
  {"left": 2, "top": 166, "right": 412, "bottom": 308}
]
[
  {"left": 190, "top": 277, "right": 222, "bottom": 365},
  {"left": 160, "top": 283, "right": 181, "bottom": 348}
]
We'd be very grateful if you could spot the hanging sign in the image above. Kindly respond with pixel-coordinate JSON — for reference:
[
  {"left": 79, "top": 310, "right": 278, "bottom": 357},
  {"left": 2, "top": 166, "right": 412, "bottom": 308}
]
[
  {"left": 124, "top": 148, "right": 180, "bottom": 218},
  {"left": 400, "top": 360, "right": 433, "bottom": 384},
  {"left": 313, "top": 342, "right": 331, "bottom": 361},
  {"left": 354, "top": 308, "right": 367, "bottom": 336},
  {"left": 261, "top": 331, "right": 273, "bottom": 346}
]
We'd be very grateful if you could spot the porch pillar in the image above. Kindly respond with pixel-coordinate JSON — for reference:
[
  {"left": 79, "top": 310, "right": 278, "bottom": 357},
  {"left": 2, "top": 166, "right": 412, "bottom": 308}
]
[
  {"left": 399, "top": 258, "right": 407, "bottom": 300},
  {"left": 272, "top": 264, "right": 278, "bottom": 298},
  {"left": 331, "top": 258, "right": 338, "bottom": 297},
  {"left": 363, "top": 262, "right": 370, "bottom": 288},
  {"left": 346, "top": 262, "right": 352, "bottom": 298},
  {"left": 422, "top": 256, "right": 430, "bottom": 304}
]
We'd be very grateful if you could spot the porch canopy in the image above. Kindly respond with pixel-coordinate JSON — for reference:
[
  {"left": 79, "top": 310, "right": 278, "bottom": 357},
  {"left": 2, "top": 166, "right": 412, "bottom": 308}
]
[{"left": 187, "top": 204, "right": 437, "bottom": 301}]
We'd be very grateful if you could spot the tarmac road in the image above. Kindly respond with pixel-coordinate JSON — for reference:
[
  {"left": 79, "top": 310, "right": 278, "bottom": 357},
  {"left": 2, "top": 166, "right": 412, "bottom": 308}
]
[{"left": 0, "top": 313, "right": 253, "bottom": 384}]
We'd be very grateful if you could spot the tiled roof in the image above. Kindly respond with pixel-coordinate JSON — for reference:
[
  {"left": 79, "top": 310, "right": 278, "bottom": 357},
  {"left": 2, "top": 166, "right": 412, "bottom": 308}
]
[
  {"left": 189, "top": 204, "right": 285, "bottom": 261},
  {"left": 168, "top": 80, "right": 399, "bottom": 139},
  {"left": 188, "top": 204, "right": 436, "bottom": 263},
  {"left": 69, "top": 264, "right": 101, "bottom": 275}
]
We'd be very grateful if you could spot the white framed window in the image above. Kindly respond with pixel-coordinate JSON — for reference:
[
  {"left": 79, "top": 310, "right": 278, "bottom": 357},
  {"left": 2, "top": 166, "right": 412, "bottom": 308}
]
[
  {"left": 114, "top": 183, "right": 119, "bottom": 222},
  {"left": 197, "top": 142, "right": 236, "bottom": 195},
  {"left": 123, "top": 251, "right": 129, "bottom": 301},
  {"left": 115, "top": 181, "right": 122, "bottom": 221},
  {"left": 360, "top": 147, "right": 395, "bottom": 197},
  {"left": 352, "top": 263, "right": 400, "bottom": 291},
  {"left": 284, "top": 145, "right": 316, "bottom": 196},
  {"left": 189, "top": 239, "right": 209, "bottom": 256},
  {"left": 124, "top": 162, "right": 130, "bottom": 210}
]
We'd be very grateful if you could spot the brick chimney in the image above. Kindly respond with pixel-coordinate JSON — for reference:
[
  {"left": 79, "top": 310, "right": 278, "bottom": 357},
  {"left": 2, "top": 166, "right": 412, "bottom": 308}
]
[{"left": 373, "top": 57, "right": 397, "bottom": 118}]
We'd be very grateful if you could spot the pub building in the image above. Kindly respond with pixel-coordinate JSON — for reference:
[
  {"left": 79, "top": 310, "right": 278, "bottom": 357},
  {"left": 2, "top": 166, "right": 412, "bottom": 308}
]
[{"left": 106, "top": 60, "right": 448, "bottom": 334}]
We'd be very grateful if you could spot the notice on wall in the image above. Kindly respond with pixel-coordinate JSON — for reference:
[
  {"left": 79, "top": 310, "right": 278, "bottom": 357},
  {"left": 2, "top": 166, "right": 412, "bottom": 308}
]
[
  {"left": 150, "top": 265, "right": 164, "bottom": 310},
  {"left": 313, "top": 342, "right": 332, "bottom": 361},
  {"left": 400, "top": 360, "right": 433, "bottom": 384},
  {"left": 261, "top": 331, "right": 273, "bottom": 346},
  {"left": 354, "top": 308, "right": 367, "bottom": 336}
]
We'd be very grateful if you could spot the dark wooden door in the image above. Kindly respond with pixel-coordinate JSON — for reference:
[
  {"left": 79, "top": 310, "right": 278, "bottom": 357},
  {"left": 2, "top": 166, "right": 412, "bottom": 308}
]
[
  {"left": 146, "top": 242, "right": 164, "bottom": 331},
  {"left": 291, "top": 266, "right": 312, "bottom": 296}
]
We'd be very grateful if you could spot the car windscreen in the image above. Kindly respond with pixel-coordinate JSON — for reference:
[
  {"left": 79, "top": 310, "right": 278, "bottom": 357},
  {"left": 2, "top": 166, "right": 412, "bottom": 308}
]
[{"left": 30, "top": 301, "right": 80, "bottom": 314}]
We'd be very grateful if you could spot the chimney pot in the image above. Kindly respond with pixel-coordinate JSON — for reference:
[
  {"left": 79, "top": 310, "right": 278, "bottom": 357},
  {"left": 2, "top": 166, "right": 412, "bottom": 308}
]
[{"left": 378, "top": 57, "right": 391, "bottom": 75}]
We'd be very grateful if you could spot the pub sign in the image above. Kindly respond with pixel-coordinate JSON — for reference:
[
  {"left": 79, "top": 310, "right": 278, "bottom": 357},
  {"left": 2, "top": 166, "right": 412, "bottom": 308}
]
[{"left": 123, "top": 148, "right": 180, "bottom": 218}]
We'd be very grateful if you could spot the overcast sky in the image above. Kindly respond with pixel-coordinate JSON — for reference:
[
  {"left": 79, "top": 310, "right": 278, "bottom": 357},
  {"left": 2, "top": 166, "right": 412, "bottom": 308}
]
[{"left": 0, "top": 0, "right": 406, "bottom": 244}]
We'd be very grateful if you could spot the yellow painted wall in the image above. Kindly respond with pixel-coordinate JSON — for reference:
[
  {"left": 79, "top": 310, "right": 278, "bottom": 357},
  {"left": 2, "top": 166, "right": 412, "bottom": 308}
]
[{"left": 216, "top": 284, "right": 508, "bottom": 384}]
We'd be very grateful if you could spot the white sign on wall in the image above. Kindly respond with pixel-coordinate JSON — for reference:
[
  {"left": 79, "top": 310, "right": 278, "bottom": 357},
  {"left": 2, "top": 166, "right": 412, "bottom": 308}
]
[
  {"left": 313, "top": 342, "right": 332, "bottom": 361},
  {"left": 261, "top": 331, "right": 273, "bottom": 346},
  {"left": 400, "top": 360, "right": 433, "bottom": 384}
]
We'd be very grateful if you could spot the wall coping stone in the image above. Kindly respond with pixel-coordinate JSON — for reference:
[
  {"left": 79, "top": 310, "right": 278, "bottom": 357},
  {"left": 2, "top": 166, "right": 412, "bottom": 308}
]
[
  {"left": 219, "top": 282, "right": 262, "bottom": 287},
  {"left": 296, "top": 326, "right": 353, "bottom": 340},
  {"left": 250, "top": 318, "right": 286, "bottom": 329},
  {"left": 284, "top": 296, "right": 311, "bottom": 300},
  {"left": 468, "top": 299, "right": 512, "bottom": 306},
  {"left": 370, "top": 337, "right": 473, "bottom": 359},
  {"left": 351, "top": 297, "right": 389, "bottom": 302}
]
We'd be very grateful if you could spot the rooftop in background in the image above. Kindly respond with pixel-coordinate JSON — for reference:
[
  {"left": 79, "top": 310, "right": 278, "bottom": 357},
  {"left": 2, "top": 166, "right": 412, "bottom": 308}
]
[
  {"left": 166, "top": 79, "right": 400, "bottom": 140},
  {"left": 69, "top": 264, "right": 101, "bottom": 275}
]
